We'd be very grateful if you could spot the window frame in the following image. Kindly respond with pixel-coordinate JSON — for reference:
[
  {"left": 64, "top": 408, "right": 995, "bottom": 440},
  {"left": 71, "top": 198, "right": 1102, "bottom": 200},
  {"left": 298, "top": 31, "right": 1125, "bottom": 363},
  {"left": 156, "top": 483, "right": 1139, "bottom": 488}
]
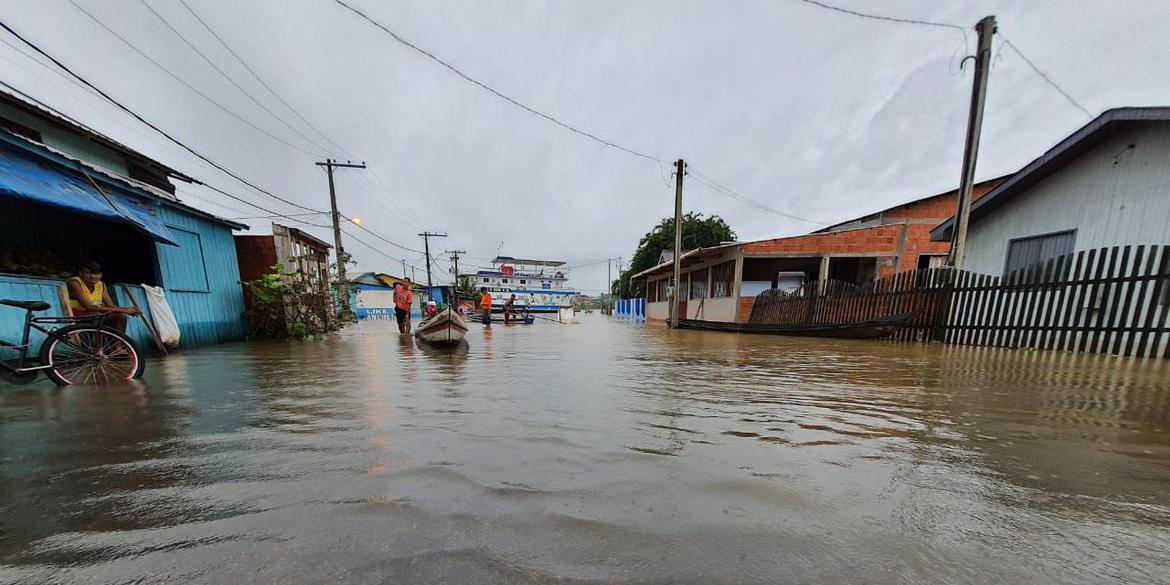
[
  {"left": 1003, "top": 229, "right": 1077, "bottom": 284},
  {"left": 161, "top": 224, "right": 210, "bottom": 293}
]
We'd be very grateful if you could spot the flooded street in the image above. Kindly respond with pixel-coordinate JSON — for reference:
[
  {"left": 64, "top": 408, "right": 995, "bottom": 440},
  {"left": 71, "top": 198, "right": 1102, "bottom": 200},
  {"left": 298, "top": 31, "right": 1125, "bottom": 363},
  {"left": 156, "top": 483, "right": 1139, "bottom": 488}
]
[{"left": 2, "top": 314, "right": 1169, "bottom": 584}]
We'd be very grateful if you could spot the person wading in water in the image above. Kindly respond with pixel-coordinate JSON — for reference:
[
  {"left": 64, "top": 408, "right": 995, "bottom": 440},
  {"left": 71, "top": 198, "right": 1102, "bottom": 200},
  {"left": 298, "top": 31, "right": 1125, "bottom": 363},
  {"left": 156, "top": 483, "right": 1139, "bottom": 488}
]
[
  {"left": 479, "top": 287, "right": 492, "bottom": 327},
  {"left": 393, "top": 279, "right": 414, "bottom": 334}
]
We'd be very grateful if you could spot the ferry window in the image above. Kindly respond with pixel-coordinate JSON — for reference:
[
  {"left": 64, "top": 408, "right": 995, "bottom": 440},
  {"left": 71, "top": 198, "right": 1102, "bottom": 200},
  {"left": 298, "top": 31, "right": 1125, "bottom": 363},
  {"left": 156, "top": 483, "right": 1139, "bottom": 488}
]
[
  {"left": 502, "top": 278, "right": 509, "bottom": 284},
  {"left": 520, "top": 279, "right": 527, "bottom": 285},
  {"left": 711, "top": 261, "right": 734, "bottom": 298},
  {"left": 482, "top": 277, "right": 489, "bottom": 282}
]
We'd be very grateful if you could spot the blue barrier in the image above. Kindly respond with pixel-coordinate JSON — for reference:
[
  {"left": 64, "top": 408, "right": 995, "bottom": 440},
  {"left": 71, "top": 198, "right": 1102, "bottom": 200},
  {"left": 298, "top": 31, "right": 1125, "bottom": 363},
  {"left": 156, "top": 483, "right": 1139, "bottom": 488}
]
[{"left": 614, "top": 298, "right": 645, "bottom": 321}]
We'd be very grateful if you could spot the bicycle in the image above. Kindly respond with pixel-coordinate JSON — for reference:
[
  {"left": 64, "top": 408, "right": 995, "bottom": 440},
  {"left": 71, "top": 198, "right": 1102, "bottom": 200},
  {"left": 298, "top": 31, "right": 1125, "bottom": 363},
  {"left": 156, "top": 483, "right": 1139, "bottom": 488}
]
[{"left": 0, "top": 299, "right": 145, "bottom": 386}]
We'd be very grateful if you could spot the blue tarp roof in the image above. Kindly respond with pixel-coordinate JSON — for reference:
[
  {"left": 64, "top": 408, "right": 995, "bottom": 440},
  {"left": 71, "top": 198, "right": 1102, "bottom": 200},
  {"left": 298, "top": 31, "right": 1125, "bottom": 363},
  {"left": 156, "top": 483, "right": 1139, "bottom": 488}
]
[{"left": 0, "top": 147, "right": 177, "bottom": 245}]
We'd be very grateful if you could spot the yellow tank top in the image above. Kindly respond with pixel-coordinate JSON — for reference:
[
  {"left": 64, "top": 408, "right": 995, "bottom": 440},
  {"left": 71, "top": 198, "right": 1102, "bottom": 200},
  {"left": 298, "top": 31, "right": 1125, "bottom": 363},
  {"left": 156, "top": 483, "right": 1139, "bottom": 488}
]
[{"left": 68, "top": 277, "right": 104, "bottom": 310}]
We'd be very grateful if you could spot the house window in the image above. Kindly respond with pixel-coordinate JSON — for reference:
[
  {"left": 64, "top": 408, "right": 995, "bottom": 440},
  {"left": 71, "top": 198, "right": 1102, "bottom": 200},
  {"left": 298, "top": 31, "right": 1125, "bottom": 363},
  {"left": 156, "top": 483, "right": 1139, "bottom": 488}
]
[
  {"left": 160, "top": 226, "right": 209, "bottom": 292},
  {"left": 711, "top": 260, "right": 735, "bottom": 298},
  {"left": 917, "top": 254, "right": 948, "bottom": 270},
  {"left": 1004, "top": 230, "right": 1076, "bottom": 283},
  {"left": 690, "top": 268, "right": 708, "bottom": 299}
]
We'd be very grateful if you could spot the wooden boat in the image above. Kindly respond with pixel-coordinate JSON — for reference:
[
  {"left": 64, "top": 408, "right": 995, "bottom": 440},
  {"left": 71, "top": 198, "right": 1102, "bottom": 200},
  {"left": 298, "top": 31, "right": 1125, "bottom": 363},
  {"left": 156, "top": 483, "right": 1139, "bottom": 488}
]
[
  {"left": 464, "top": 309, "right": 535, "bottom": 324},
  {"left": 414, "top": 307, "right": 469, "bottom": 345},
  {"left": 677, "top": 312, "right": 913, "bottom": 339}
]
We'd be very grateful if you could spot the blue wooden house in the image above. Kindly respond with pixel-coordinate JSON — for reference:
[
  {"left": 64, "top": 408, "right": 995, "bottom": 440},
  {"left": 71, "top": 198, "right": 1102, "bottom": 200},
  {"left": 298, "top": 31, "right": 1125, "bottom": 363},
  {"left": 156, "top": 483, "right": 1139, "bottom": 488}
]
[{"left": 0, "top": 89, "right": 247, "bottom": 354}]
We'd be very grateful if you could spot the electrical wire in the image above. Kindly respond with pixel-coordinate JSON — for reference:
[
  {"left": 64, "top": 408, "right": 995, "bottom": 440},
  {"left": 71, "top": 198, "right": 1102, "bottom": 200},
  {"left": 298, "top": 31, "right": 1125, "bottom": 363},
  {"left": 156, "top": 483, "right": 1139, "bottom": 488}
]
[
  {"left": 331, "top": 0, "right": 666, "bottom": 165},
  {"left": 176, "top": 0, "right": 358, "bottom": 160},
  {"left": 688, "top": 168, "right": 829, "bottom": 225},
  {"left": 0, "top": 16, "right": 326, "bottom": 214},
  {"left": 789, "top": 0, "right": 965, "bottom": 32},
  {"left": 1000, "top": 36, "right": 1092, "bottom": 119},
  {"left": 136, "top": 0, "right": 331, "bottom": 155},
  {"left": 63, "top": 0, "right": 322, "bottom": 158}
]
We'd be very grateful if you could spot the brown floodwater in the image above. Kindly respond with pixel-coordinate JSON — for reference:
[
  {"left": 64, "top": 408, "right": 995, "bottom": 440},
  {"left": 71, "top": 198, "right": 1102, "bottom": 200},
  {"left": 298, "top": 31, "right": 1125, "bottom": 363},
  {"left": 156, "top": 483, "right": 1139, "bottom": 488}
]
[{"left": 1, "top": 314, "right": 1168, "bottom": 584}]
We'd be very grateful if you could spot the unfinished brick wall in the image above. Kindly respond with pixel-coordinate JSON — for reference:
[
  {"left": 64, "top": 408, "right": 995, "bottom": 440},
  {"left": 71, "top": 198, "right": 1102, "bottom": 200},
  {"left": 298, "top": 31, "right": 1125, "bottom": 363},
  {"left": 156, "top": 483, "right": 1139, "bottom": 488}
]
[{"left": 234, "top": 236, "right": 278, "bottom": 281}]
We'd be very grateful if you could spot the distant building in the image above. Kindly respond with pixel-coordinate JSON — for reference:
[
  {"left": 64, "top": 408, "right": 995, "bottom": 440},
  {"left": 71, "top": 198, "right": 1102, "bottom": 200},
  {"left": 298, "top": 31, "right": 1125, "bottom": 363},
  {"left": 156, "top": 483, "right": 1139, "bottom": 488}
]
[
  {"left": 633, "top": 178, "right": 1004, "bottom": 323},
  {"left": 347, "top": 272, "right": 423, "bottom": 320},
  {"left": 235, "top": 224, "right": 334, "bottom": 334},
  {"left": 0, "top": 88, "right": 248, "bottom": 349},
  {"left": 932, "top": 107, "right": 1170, "bottom": 275}
]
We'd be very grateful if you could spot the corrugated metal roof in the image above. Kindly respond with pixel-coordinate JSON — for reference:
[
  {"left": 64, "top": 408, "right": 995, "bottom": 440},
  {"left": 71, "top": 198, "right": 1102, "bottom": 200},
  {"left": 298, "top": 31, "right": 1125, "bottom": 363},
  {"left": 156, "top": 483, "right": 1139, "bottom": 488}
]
[
  {"left": 932, "top": 107, "right": 1170, "bottom": 242},
  {"left": 0, "top": 128, "right": 246, "bottom": 230},
  {"left": 0, "top": 87, "right": 194, "bottom": 183}
]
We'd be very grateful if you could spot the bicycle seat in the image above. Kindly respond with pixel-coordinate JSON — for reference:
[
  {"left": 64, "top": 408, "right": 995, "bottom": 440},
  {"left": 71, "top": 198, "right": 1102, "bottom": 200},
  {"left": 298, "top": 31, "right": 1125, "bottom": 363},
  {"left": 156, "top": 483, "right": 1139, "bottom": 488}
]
[{"left": 1, "top": 299, "right": 51, "bottom": 311}]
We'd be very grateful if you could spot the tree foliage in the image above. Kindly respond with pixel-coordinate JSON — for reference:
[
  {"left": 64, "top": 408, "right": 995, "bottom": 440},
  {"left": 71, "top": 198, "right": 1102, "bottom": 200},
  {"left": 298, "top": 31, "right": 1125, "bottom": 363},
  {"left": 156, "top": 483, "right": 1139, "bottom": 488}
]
[{"left": 614, "top": 213, "right": 735, "bottom": 298}]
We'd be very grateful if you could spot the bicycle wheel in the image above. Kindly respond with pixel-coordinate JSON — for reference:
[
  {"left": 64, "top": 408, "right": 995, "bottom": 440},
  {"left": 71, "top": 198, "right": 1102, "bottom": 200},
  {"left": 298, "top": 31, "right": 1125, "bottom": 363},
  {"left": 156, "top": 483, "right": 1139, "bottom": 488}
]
[{"left": 39, "top": 325, "right": 144, "bottom": 386}]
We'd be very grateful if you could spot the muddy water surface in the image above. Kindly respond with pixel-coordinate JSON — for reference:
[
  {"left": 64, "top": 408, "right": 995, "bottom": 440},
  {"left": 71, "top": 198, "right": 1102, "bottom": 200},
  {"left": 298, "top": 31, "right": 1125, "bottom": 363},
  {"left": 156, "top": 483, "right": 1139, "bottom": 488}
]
[{"left": 2, "top": 315, "right": 1169, "bottom": 584}]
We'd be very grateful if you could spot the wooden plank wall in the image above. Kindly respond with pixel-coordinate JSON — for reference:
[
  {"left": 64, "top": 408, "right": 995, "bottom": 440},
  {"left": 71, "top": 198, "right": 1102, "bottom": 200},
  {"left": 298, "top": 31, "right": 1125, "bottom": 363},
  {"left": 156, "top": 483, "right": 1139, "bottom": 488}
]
[{"left": 747, "top": 268, "right": 953, "bottom": 342}]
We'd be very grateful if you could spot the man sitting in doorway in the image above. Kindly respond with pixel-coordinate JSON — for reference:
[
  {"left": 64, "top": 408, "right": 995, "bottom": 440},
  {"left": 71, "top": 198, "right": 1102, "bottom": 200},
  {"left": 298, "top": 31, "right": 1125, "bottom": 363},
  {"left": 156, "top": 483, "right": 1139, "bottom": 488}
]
[
  {"left": 393, "top": 278, "right": 414, "bottom": 334},
  {"left": 66, "top": 261, "right": 140, "bottom": 332}
]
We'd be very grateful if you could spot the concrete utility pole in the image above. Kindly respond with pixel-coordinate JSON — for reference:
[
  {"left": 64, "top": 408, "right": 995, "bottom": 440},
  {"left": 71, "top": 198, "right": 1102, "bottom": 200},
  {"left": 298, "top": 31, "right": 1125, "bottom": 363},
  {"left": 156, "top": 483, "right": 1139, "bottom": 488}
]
[
  {"left": 417, "top": 231, "right": 447, "bottom": 289},
  {"left": 671, "top": 158, "right": 685, "bottom": 329},
  {"left": 315, "top": 158, "right": 366, "bottom": 317},
  {"left": 949, "top": 15, "right": 996, "bottom": 271},
  {"left": 446, "top": 249, "right": 465, "bottom": 306}
]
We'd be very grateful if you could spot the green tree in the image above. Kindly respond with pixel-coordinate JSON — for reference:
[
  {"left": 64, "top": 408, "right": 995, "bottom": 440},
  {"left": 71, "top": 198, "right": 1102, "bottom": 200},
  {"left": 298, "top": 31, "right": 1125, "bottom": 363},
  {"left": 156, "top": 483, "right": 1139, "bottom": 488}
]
[
  {"left": 457, "top": 274, "right": 477, "bottom": 299},
  {"left": 614, "top": 213, "right": 735, "bottom": 298}
]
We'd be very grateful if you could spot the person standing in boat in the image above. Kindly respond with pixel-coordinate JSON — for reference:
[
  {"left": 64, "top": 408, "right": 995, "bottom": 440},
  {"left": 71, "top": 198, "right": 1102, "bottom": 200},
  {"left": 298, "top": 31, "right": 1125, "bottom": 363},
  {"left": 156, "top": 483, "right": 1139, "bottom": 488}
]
[
  {"left": 478, "top": 287, "right": 492, "bottom": 327},
  {"left": 393, "top": 279, "right": 414, "bottom": 334}
]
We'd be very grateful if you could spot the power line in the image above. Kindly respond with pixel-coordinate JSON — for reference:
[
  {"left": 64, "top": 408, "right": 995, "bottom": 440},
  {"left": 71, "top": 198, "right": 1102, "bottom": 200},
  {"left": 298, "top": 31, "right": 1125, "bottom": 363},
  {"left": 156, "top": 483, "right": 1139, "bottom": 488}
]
[
  {"left": 340, "top": 225, "right": 426, "bottom": 272},
  {"left": 176, "top": 0, "right": 358, "bottom": 159},
  {"left": 135, "top": 0, "right": 330, "bottom": 155},
  {"left": 343, "top": 216, "right": 426, "bottom": 254},
  {"left": 63, "top": 0, "right": 322, "bottom": 158},
  {"left": 0, "top": 15, "right": 326, "bottom": 215},
  {"left": 1000, "top": 36, "right": 1092, "bottom": 119},
  {"left": 688, "top": 168, "right": 829, "bottom": 225},
  {"left": 789, "top": 0, "right": 965, "bottom": 32},
  {"left": 331, "top": 0, "right": 666, "bottom": 164}
]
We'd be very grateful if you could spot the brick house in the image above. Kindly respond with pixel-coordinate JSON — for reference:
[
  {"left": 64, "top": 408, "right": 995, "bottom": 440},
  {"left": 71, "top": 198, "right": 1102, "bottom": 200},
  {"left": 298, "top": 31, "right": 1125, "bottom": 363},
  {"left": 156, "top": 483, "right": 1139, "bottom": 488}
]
[
  {"left": 633, "top": 178, "right": 1004, "bottom": 323},
  {"left": 235, "top": 223, "right": 334, "bottom": 334}
]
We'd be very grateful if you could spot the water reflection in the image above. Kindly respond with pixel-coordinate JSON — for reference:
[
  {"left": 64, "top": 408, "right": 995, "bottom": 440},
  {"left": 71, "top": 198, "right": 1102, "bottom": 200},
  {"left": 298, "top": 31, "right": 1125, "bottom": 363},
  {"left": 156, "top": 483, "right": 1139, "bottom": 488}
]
[{"left": 1, "top": 315, "right": 1168, "bottom": 584}]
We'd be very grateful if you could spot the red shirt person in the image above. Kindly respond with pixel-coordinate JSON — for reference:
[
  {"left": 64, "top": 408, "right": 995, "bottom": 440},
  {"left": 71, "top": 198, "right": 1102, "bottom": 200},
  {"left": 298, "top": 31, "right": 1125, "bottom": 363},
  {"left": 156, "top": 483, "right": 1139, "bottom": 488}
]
[{"left": 393, "top": 280, "right": 414, "bottom": 334}]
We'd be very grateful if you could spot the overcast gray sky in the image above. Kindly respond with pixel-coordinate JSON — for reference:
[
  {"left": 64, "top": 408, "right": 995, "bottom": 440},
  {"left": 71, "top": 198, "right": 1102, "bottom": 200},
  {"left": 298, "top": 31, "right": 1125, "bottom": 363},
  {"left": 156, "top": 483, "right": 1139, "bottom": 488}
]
[{"left": 3, "top": 0, "right": 1167, "bottom": 293}]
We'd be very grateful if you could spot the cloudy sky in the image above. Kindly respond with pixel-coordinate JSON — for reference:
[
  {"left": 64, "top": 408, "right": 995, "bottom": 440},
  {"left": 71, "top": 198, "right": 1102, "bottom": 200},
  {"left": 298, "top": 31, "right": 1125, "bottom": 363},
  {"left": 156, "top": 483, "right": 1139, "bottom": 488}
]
[{"left": 3, "top": 0, "right": 1167, "bottom": 293}]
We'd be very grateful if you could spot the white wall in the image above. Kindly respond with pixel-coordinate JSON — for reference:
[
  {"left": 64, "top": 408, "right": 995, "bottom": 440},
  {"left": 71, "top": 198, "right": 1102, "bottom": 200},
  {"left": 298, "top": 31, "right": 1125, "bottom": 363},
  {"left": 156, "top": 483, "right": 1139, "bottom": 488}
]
[
  {"left": 646, "top": 301, "right": 669, "bottom": 321},
  {"left": 965, "top": 123, "right": 1170, "bottom": 275}
]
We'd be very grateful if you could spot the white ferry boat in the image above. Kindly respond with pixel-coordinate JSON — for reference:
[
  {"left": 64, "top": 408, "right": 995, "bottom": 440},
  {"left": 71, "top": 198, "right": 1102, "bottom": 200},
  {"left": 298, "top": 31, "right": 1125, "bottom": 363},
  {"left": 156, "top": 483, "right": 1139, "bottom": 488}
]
[{"left": 470, "top": 256, "right": 576, "bottom": 315}]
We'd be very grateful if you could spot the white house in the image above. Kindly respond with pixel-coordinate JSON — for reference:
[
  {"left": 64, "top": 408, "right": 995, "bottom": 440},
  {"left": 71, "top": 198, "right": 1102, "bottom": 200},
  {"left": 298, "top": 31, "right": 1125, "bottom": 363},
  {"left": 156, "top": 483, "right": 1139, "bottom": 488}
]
[{"left": 932, "top": 107, "right": 1170, "bottom": 275}]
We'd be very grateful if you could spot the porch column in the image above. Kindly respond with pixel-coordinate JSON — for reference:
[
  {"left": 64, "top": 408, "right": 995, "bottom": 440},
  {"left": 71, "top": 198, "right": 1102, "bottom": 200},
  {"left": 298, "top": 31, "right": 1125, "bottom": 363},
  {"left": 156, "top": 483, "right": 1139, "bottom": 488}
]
[{"left": 818, "top": 255, "right": 830, "bottom": 289}]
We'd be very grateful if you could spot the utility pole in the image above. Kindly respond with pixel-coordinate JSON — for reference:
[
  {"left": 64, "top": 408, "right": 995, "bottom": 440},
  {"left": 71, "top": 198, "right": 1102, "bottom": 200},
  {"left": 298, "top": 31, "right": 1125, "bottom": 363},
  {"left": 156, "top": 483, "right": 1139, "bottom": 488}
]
[
  {"left": 417, "top": 231, "right": 447, "bottom": 289},
  {"left": 401, "top": 259, "right": 407, "bottom": 277},
  {"left": 670, "top": 158, "right": 685, "bottom": 329},
  {"left": 446, "top": 249, "right": 466, "bottom": 306},
  {"left": 949, "top": 15, "right": 996, "bottom": 271},
  {"left": 315, "top": 158, "right": 366, "bottom": 318}
]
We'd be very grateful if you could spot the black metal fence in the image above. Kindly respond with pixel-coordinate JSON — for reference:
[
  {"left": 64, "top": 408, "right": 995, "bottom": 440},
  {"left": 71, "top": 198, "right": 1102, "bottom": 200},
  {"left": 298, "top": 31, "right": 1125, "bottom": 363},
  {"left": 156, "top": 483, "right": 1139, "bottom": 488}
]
[
  {"left": 745, "top": 245, "right": 1170, "bottom": 358},
  {"left": 947, "top": 245, "right": 1170, "bottom": 359}
]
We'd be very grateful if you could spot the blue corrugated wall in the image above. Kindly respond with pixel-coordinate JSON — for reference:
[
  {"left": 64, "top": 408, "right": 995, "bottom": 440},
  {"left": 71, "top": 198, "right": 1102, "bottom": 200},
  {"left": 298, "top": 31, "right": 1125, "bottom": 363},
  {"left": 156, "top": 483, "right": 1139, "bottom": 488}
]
[
  {"left": 156, "top": 205, "right": 246, "bottom": 346},
  {"left": 0, "top": 205, "right": 245, "bottom": 359}
]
